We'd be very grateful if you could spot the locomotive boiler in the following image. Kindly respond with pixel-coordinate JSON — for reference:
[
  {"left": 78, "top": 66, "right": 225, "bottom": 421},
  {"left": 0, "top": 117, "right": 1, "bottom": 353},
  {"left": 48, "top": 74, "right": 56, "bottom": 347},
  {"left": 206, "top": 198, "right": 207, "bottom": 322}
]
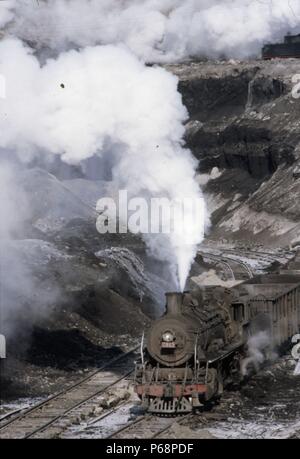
[{"left": 134, "top": 289, "right": 245, "bottom": 415}]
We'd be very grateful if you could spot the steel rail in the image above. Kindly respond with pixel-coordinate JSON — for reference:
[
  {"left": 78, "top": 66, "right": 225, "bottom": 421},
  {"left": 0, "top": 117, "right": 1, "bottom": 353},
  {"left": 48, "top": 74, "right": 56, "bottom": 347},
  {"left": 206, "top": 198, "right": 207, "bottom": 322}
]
[{"left": 0, "top": 346, "right": 139, "bottom": 438}]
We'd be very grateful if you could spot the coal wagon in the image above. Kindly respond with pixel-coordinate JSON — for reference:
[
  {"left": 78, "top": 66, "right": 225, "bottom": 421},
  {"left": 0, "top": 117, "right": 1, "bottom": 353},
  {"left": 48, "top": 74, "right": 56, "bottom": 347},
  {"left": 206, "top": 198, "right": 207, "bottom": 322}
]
[{"left": 262, "top": 33, "right": 300, "bottom": 59}]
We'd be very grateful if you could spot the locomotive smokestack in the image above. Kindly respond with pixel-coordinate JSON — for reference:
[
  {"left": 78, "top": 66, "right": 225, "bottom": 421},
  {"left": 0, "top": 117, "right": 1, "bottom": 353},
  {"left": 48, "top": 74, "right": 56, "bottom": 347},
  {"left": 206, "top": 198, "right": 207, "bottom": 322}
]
[{"left": 165, "top": 292, "right": 183, "bottom": 315}]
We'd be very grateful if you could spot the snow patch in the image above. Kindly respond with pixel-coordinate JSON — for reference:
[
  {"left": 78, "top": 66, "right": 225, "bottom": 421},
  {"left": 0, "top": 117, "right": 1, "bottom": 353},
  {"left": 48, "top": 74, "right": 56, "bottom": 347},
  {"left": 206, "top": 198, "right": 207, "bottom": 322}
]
[
  {"left": 196, "top": 167, "right": 223, "bottom": 186},
  {"left": 191, "top": 269, "right": 242, "bottom": 288},
  {"left": 205, "top": 193, "right": 230, "bottom": 214},
  {"left": 220, "top": 205, "right": 298, "bottom": 236}
]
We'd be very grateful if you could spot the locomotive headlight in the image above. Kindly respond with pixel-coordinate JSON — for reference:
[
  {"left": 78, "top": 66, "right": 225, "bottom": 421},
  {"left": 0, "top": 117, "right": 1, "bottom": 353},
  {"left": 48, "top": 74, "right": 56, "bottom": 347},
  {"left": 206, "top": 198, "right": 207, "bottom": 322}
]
[{"left": 162, "top": 331, "right": 174, "bottom": 342}]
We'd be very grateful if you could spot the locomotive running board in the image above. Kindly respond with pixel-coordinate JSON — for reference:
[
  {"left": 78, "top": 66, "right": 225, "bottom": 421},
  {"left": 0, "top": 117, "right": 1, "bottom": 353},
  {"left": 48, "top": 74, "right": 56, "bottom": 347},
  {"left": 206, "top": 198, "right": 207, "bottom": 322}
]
[{"left": 205, "top": 340, "right": 244, "bottom": 364}]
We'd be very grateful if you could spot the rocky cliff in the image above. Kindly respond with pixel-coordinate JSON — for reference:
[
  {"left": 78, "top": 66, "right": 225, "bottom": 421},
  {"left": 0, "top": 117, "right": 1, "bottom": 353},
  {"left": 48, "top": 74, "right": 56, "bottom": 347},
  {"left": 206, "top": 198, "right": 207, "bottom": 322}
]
[{"left": 168, "top": 60, "right": 300, "bottom": 246}]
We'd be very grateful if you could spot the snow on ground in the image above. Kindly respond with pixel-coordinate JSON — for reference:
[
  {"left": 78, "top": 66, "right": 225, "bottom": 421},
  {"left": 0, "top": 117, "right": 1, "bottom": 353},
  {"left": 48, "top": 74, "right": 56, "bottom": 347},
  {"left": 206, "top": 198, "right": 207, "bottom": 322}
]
[
  {"left": 191, "top": 269, "right": 243, "bottom": 288},
  {"left": 0, "top": 397, "right": 46, "bottom": 421},
  {"left": 196, "top": 167, "right": 224, "bottom": 186},
  {"left": 61, "top": 402, "right": 138, "bottom": 439},
  {"left": 219, "top": 205, "right": 298, "bottom": 236},
  {"left": 3, "top": 239, "right": 73, "bottom": 266},
  {"left": 207, "top": 418, "right": 300, "bottom": 439},
  {"left": 199, "top": 243, "right": 295, "bottom": 274},
  {"left": 205, "top": 193, "right": 230, "bottom": 214}
]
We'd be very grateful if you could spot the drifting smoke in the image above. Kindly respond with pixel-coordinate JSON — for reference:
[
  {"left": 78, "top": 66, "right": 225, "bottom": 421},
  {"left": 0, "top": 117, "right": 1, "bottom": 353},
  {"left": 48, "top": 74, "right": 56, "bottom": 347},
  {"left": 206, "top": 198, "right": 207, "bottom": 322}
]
[
  {"left": 2, "top": 0, "right": 300, "bottom": 61},
  {"left": 0, "top": 163, "right": 61, "bottom": 340},
  {"left": 0, "top": 162, "right": 28, "bottom": 240},
  {"left": 241, "top": 331, "right": 270, "bottom": 376},
  {"left": 0, "top": 162, "right": 27, "bottom": 338},
  {"left": 1, "top": 0, "right": 299, "bottom": 290},
  {"left": 0, "top": 1, "right": 13, "bottom": 29},
  {"left": 0, "top": 37, "right": 206, "bottom": 290}
]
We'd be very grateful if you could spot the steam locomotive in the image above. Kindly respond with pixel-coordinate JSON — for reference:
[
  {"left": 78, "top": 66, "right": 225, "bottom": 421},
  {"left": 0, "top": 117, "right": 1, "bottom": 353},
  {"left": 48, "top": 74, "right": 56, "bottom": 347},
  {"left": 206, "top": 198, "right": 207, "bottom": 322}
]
[{"left": 134, "top": 274, "right": 300, "bottom": 414}]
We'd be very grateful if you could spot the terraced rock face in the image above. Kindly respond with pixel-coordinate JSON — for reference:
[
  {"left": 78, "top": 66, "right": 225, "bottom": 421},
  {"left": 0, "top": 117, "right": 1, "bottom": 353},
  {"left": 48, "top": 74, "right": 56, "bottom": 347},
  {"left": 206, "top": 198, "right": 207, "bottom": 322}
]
[{"left": 169, "top": 60, "right": 300, "bottom": 246}]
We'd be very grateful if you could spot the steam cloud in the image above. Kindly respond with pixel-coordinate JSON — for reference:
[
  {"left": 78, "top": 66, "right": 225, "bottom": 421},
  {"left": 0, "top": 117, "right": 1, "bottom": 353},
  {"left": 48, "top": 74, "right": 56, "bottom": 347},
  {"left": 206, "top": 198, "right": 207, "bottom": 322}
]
[
  {"left": 0, "top": 0, "right": 299, "bottom": 293},
  {"left": 0, "top": 36, "right": 206, "bottom": 290},
  {"left": 2, "top": 0, "right": 300, "bottom": 61},
  {"left": 0, "top": 163, "right": 61, "bottom": 340},
  {"left": 241, "top": 331, "right": 270, "bottom": 376}
]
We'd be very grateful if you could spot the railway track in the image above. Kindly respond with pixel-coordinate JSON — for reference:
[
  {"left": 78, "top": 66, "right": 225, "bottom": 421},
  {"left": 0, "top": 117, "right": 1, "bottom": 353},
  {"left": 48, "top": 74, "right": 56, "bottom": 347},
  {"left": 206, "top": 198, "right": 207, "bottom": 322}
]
[
  {"left": 0, "top": 407, "right": 24, "bottom": 423},
  {"left": 201, "top": 253, "right": 235, "bottom": 280},
  {"left": 60, "top": 405, "right": 194, "bottom": 439},
  {"left": 199, "top": 248, "right": 256, "bottom": 281},
  {"left": 210, "top": 247, "right": 294, "bottom": 274},
  {"left": 107, "top": 413, "right": 191, "bottom": 439},
  {"left": 220, "top": 255, "right": 253, "bottom": 279},
  {"left": 0, "top": 347, "right": 139, "bottom": 439},
  {"left": 200, "top": 252, "right": 253, "bottom": 281}
]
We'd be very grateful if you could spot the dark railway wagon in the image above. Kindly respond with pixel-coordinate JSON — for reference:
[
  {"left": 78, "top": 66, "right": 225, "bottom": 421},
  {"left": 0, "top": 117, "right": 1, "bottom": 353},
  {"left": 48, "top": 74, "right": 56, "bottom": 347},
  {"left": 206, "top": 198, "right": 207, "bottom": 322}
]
[
  {"left": 234, "top": 274, "right": 300, "bottom": 349},
  {"left": 134, "top": 274, "right": 300, "bottom": 415},
  {"left": 262, "top": 33, "right": 300, "bottom": 59}
]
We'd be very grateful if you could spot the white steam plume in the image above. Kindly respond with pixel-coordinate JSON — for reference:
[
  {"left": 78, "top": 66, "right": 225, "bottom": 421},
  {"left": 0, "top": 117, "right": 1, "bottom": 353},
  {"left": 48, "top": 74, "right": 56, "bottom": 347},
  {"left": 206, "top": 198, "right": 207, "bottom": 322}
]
[
  {"left": 0, "top": 162, "right": 28, "bottom": 240},
  {"left": 241, "top": 331, "right": 270, "bottom": 376},
  {"left": 0, "top": 38, "right": 206, "bottom": 290},
  {"left": 0, "top": 162, "right": 61, "bottom": 339},
  {"left": 2, "top": 0, "right": 300, "bottom": 61},
  {"left": 0, "top": 1, "right": 13, "bottom": 29},
  {"left": 1, "top": 0, "right": 299, "bottom": 290}
]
